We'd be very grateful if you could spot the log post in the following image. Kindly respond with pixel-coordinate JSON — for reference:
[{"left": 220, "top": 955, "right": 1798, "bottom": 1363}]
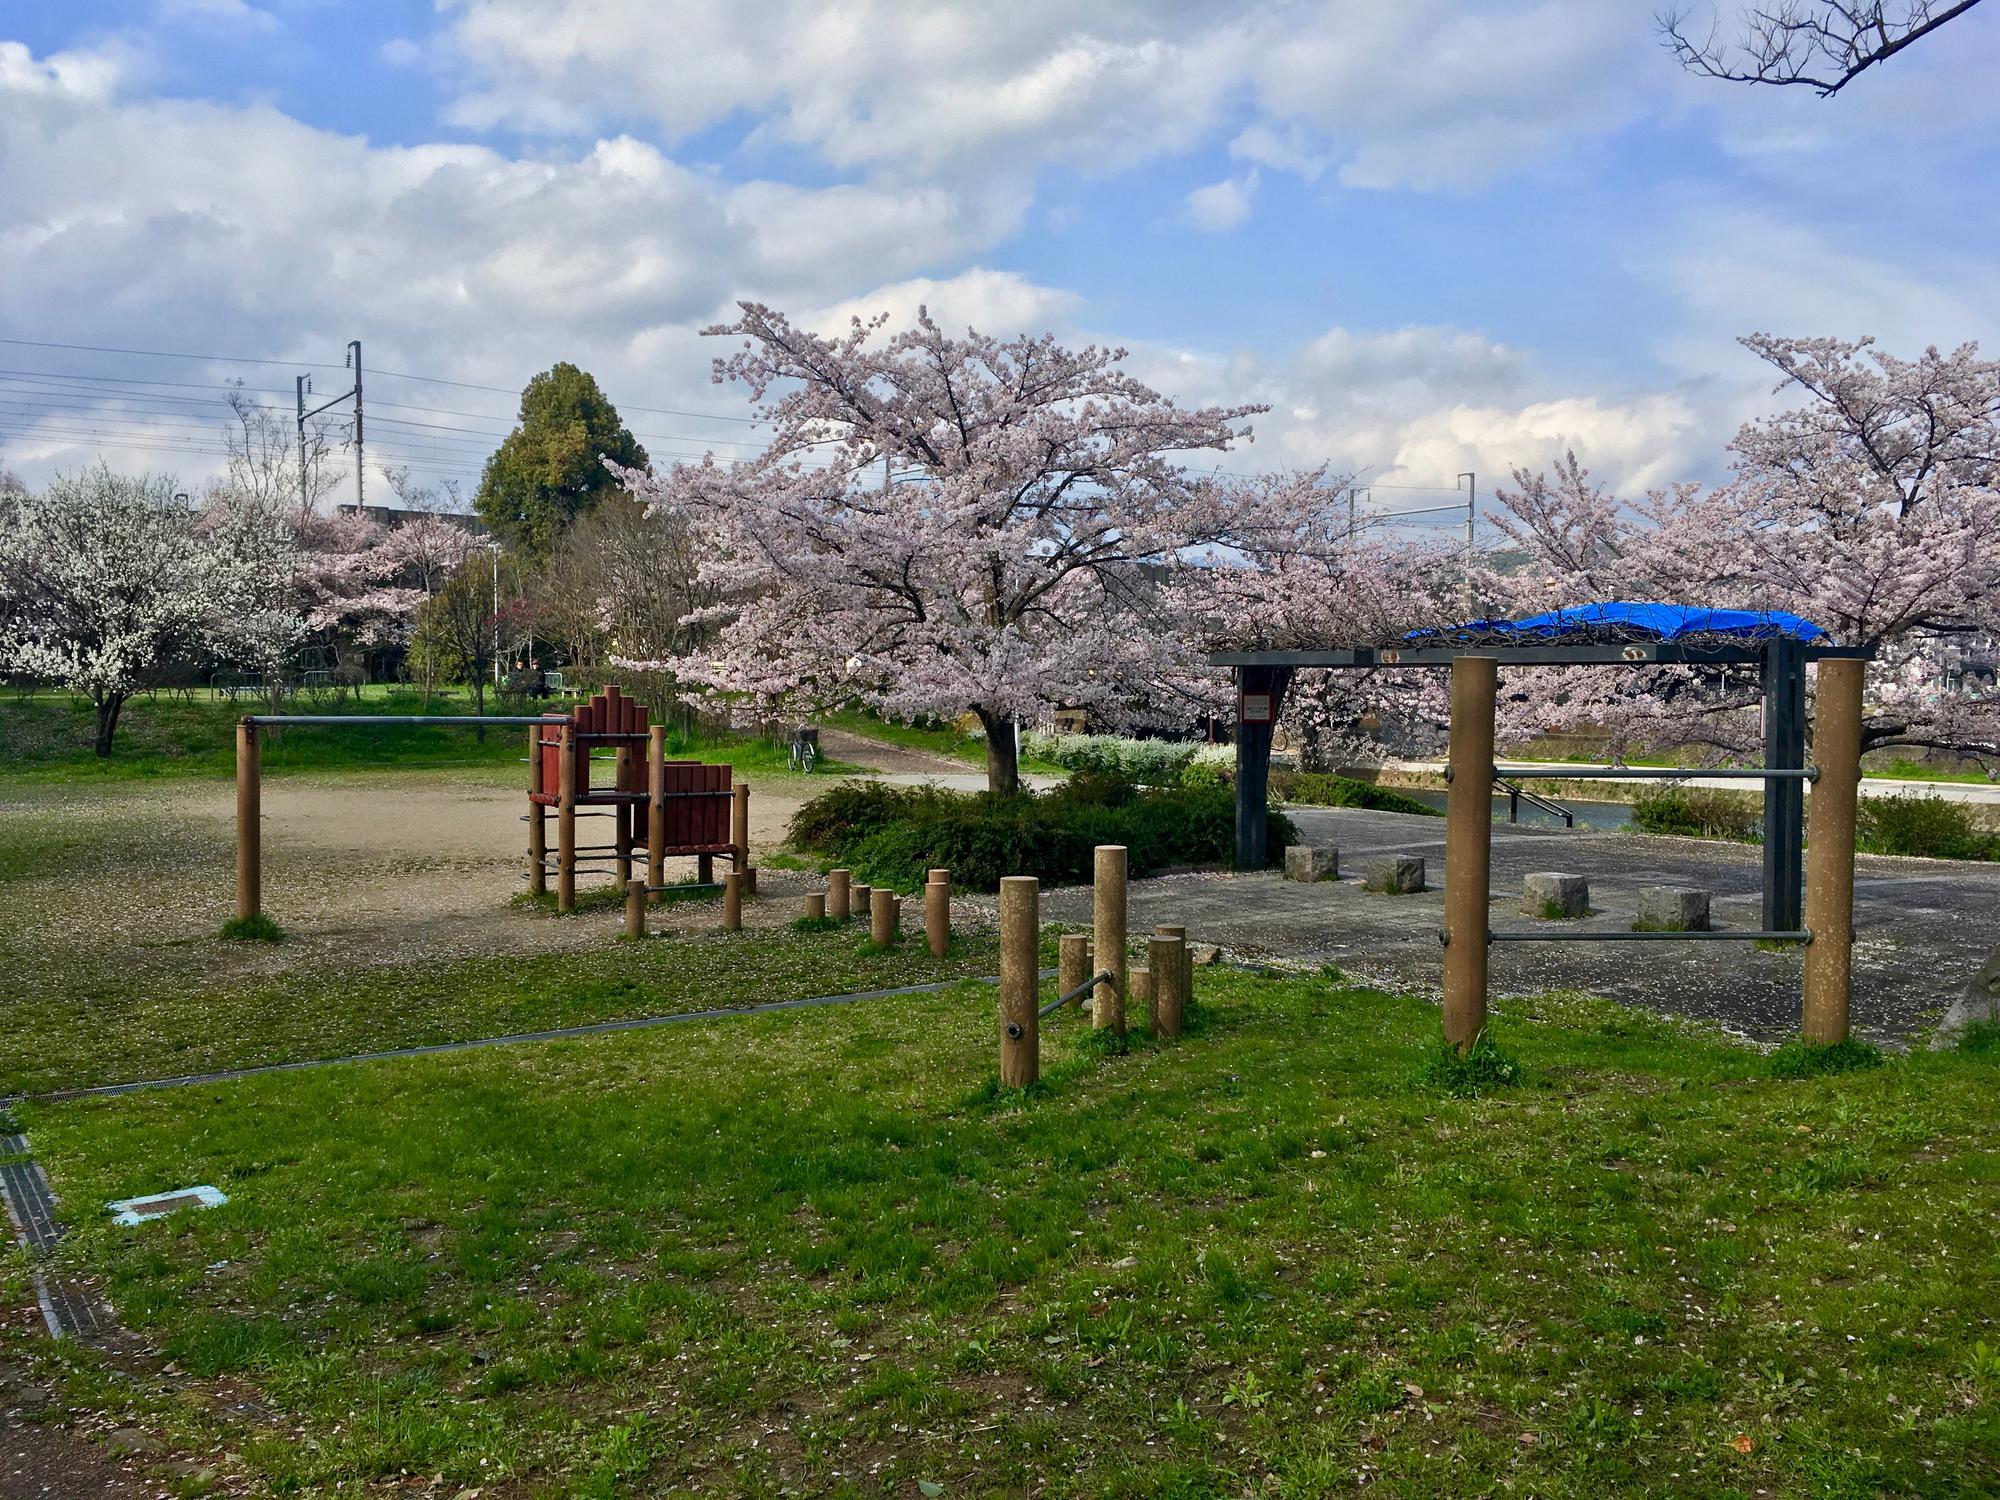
[
  {"left": 614, "top": 740, "right": 633, "bottom": 887},
  {"left": 924, "top": 871, "right": 951, "bottom": 957},
  {"left": 852, "top": 882, "right": 872, "bottom": 922},
  {"left": 828, "top": 869, "right": 852, "bottom": 921},
  {"left": 1803, "top": 657, "right": 1864, "bottom": 1045},
  {"left": 804, "top": 892, "right": 826, "bottom": 921},
  {"left": 647, "top": 725, "right": 666, "bottom": 893},
  {"left": 731, "top": 782, "right": 751, "bottom": 879},
  {"left": 1154, "top": 924, "right": 1189, "bottom": 1008},
  {"left": 528, "top": 725, "right": 547, "bottom": 898},
  {"left": 999, "top": 875, "right": 1040, "bottom": 1088},
  {"left": 1093, "top": 845, "right": 1128, "bottom": 1036},
  {"left": 870, "top": 887, "right": 899, "bottom": 946},
  {"left": 1058, "top": 933, "right": 1091, "bottom": 1009},
  {"left": 557, "top": 724, "right": 577, "bottom": 915},
  {"left": 1442, "top": 656, "right": 1497, "bottom": 1050},
  {"left": 625, "top": 878, "right": 647, "bottom": 940},
  {"left": 1152, "top": 935, "right": 1186, "bottom": 1039},
  {"left": 723, "top": 871, "right": 742, "bottom": 931},
  {"left": 235, "top": 718, "right": 261, "bottom": 922}
]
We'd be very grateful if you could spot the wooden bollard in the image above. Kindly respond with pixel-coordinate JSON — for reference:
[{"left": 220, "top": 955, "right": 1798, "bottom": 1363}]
[
  {"left": 851, "top": 882, "right": 872, "bottom": 922},
  {"left": 614, "top": 739, "right": 634, "bottom": 887},
  {"left": 1093, "top": 845, "right": 1128, "bottom": 1035},
  {"left": 999, "top": 876, "right": 1040, "bottom": 1087},
  {"left": 1441, "top": 656, "right": 1497, "bottom": 1050},
  {"left": 804, "top": 892, "right": 826, "bottom": 921},
  {"left": 723, "top": 871, "right": 742, "bottom": 930},
  {"left": 557, "top": 725, "right": 578, "bottom": 914},
  {"left": 1130, "top": 967, "right": 1153, "bottom": 1024},
  {"left": 870, "top": 887, "right": 899, "bottom": 946},
  {"left": 1155, "top": 924, "right": 1190, "bottom": 1006},
  {"left": 924, "top": 871, "right": 951, "bottom": 957},
  {"left": 731, "top": 782, "right": 751, "bottom": 884},
  {"left": 828, "top": 869, "right": 852, "bottom": 921},
  {"left": 1058, "top": 933, "right": 1091, "bottom": 1009},
  {"left": 625, "top": 878, "right": 647, "bottom": 940},
  {"left": 1151, "top": 935, "right": 1185, "bottom": 1039},
  {"left": 744, "top": 865, "right": 758, "bottom": 896},
  {"left": 528, "top": 725, "right": 548, "bottom": 898},
  {"left": 1803, "top": 657, "right": 1864, "bottom": 1044},
  {"left": 235, "top": 719, "right": 261, "bottom": 921},
  {"left": 647, "top": 725, "right": 666, "bottom": 891}
]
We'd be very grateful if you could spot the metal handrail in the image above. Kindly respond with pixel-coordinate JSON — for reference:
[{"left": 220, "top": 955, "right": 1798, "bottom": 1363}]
[
  {"left": 1488, "top": 765, "right": 1818, "bottom": 781},
  {"left": 1040, "top": 969, "right": 1113, "bottom": 1018},
  {"left": 1494, "top": 775, "right": 1572, "bottom": 827},
  {"left": 1489, "top": 928, "right": 1811, "bottom": 943},
  {"left": 242, "top": 714, "right": 565, "bottom": 726}
]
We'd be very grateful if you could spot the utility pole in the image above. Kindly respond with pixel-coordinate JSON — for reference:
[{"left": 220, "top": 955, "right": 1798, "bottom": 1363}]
[
  {"left": 348, "top": 339, "right": 364, "bottom": 513},
  {"left": 295, "top": 374, "right": 310, "bottom": 517},
  {"left": 1458, "top": 470, "right": 1476, "bottom": 613},
  {"left": 297, "top": 339, "right": 364, "bottom": 515}
]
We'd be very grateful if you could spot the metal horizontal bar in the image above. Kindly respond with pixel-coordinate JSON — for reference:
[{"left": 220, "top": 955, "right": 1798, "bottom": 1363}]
[
  {"left": 1488, "top": 929, "right": 1811, "bottom": 943},
  {"left": 244, "top": 714, "right": 565, "bottom": 726},
  {"left": 1040, "top": 970, "right": 1114, "bottom": 1017},
  {"left": 1211, "top": 643, "right": 1873, "bottom": 669},
  {"left": 1490, "top": 765, "right": 1818, "bottom": 781}
]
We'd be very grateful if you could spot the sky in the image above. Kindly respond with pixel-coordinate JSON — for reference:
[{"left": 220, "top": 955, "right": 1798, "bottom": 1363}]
[{"left": 2, "top": 0, "right": 1997, "bottom": 532}]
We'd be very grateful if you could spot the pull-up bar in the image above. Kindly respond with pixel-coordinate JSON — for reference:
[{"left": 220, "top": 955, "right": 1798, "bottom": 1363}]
[{"left": 240, "top": 715, "right": 564, "bottom": 727}]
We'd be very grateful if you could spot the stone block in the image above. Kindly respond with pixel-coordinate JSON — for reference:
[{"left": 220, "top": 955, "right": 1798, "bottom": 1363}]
[
  {"left": 1363, "top": 856, "right": 1426, "bottom": 894},
  {"left": 1284, "top": 844, "right": 1339, "bottom": 882},
  {"left": 1521, "top": 872, "right": 1589, "bottom": 919},
  {"left": 1635, "top": 886, "right": 1710, "bottom": 932}
]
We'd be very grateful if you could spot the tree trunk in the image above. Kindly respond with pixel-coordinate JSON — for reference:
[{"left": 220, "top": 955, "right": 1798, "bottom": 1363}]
[
  {"left": 94, "top": 692, "right": 124, "bottom": 757},
  {"left": 473, "top": 676, "right": 488, "bottom": 742},
  {"left": 978, "top": 707, "right": 1021, "bottom": 796}
]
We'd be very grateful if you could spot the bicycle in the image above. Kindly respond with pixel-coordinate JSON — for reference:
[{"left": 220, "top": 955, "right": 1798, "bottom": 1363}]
[{"left": 787, "top": 727, "right": 819, "bottom": 774}]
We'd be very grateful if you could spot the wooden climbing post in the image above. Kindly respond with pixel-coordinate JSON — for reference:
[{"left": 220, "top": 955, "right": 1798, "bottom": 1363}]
[
  {"left": 924, "top": 870, "right": 951, "bottom": 957},
  {"left": 528, "top": 725, "right": 547, "bottom": 898},
  {"left": 1803, "top": 657, "right": 1864, "bottom": 1045},
  {"left": 1058, "top": 934, "right": 1091, "bottom": 1009},
  {"left": 1151, "top": 934, "right": 1185, "bottom": 1039},
  {"left": 557, "top": 724, "right": 577, "bottom": 914},
  {"left": 828, "top": 869, "right": 851, "bottom": 921},
  {"left": 625, "top": 878, "right": 647, "bottom": 940},
  {"left": 852, "top": 882, "right": 872, "bottom": 922},
  {"left": 1155, "top": 924, "right": 1189, "bottom": 1007},
  {"left": 804, "top": 892, "right": 826, "bottom": 921},
  {"left": 723, "top": 871, "right": 742, "bottom": 930},
  {"left": 647, "top": 724, "right": 666, "bottom": 892},
  {"left": 1093, "top": 844, "right": 1128, "bottom": 1036},
  {"left": 999, "top": 875, "right": 1040, "bottom": 1088},
  {"left": 614, "top": 738, "right": 633, "bottom": 887},
  {"left": 235, "top": 718, "right": 260, "bottom": 922},
  {"left": 870, "top": 887, "right": 899, "bottom": 946},
  {"left": 1442, "top": 655, "right": 1497, "bottom": 1050}
]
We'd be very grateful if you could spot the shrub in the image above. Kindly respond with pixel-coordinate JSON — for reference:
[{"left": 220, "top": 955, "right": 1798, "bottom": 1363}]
[
  {"left": 1268, "top": 771, "right": 1440, "bottom": 818},
  {"left": 1630, "top": 785, "right": 1762, "bottom": 841},
  {"left": 1856, "top": 793, "right": 1999, "bottom": 861},
  {"left": 789, "top": 778, "right": 1294, "bottom": 891},
  {"left": 1018, "top": 731, "right": 1199, "bottom": 784}
]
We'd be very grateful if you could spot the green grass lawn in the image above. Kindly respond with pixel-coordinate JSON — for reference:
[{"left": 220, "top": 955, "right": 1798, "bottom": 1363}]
[
  {"left": 0, "top": 691, "right": 854, "bottom": 784},
  {"left": 10, "top": 975, "right": 1997, "bottom": 1497},
  {"left": 824, "top": 709, "right": 1067, "bottom": 777}
]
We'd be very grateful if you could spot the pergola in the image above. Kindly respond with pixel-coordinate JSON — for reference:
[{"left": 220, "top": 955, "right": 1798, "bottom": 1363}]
[{"left": 1213, "top": 622, "right": 1877, "bottom": 1046}]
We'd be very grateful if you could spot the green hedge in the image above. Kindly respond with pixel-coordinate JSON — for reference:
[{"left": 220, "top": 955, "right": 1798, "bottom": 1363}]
[
  {"left": 1856, "top": 793, "right": 1999, "bottom": 861},
  {"left": 1268, "top": 771, "right": 1440, "bottom": 817},
  {"left": 789, "top": 775, "right": 1295, "bottom": 891},
  {"left": 1629, "top": 785, "right": 1763, "bottom": 842}
]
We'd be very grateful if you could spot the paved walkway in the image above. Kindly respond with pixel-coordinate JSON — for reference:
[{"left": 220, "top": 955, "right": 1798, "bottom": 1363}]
[
  {"left": 1017, "top": 805, "right": 2000, "bottom": 1046},
  {"left": 1386, "top": 758, "right": 2000, "bottom": 807}
]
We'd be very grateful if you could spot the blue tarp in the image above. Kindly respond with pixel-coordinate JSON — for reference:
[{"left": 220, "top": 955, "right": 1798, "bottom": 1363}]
[{"left": 1424, "top": 602, "right": 1827, "bottom": 643}]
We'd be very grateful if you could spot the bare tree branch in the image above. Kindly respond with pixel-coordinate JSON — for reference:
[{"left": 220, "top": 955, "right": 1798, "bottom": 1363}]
[{"left": 1657, "top": 1, "right": 1984, "bottom": 95}]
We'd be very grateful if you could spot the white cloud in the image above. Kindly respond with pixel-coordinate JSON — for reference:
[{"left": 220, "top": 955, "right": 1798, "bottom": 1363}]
[
  {"left": 379, "top": 37, "right": 424, "bottom": 68},
  {"left": 1184, "top": 172, "right": 1256, "bottom": 232},
  {"left": 1229, "top": 121, "right": 1328, "bottom": 181},
  {"left": 806, "top": 268, "right": 1083, "bottom": 339},
  {"left": 155, "top": 0, "right": 279, "bottom": 32}
]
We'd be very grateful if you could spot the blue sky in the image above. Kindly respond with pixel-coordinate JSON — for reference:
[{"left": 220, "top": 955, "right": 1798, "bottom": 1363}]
[{"left": 3, "top": 0, "right": 1997, "bottom": 520}]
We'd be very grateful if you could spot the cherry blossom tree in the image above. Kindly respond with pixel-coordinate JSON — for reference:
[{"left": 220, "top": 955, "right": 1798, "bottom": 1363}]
[
  {"left": 0, "top": 466, "right": 302, "bottom": 754},
  {"left": 614, "top": 304, "right": 1262, "bottom": 793},
  {"left": 1488, "top": 335, "right": 2000, "bottom": 766}
]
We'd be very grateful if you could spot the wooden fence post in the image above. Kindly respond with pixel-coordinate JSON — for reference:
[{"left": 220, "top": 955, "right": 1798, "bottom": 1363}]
[
  {"left": 723, "top": 871, "right": 742, "bottom": 931},
  {"left": 1151, "top": 935, "right": 1185, "bottom": 1039},
  {"left": 625, "top": 878, "right": 647, "bottom": 940},
  {"left": 1093, "top": 845, "right": 1128, "bottom": 1036},
  {"left": 528, "top": 725, "right": 547, "bottom": 898},
  {"left": 870, "top": 887, "right": 899, "bottom": 946},
  {"left": 999, "top": 876, "right": 1040, "bottom": 1087},
  {"left": 1058, "top": 933, "right": 1091, "bottom": 1009},
  {"left": 557, "top": 724, "right": 577, "bottom": 915},
  {"left": 614, "top": 738, "right": 633, "bottom": 888},
  {"left": 647, "top": 724, "right": 666, "bottom": 893},
  {"left": 1442, "top": 656, "right": 1497, "bottom": 1050},
  {"left": 924, "top": 870, "right": 951, "bottom": 957},
  {"left": 731, "top": 782, "right": 751, "bottom": 882},
  {"left": 235, "top": 719, "right": 261, "bottom": 922},
  {"left": 828, "top": 869, "right": 851, "bottom": 921},
  {"left": 1803, "top": 657, "right": 1864, "bottom": 1045}
]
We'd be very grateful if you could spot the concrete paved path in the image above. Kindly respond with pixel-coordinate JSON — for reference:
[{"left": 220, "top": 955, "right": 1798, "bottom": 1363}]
[{"left": 1387, "top": 759, "right": 2000, "bottom": 807}]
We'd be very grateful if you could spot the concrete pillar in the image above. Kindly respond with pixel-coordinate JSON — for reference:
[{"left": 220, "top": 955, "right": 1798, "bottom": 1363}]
[
  {"left": 1151, "top": 934, "right": 1185, "bottom": 1039},
  {"left": 924, "top": 872, "right": 951, "bottom": 957},
  {"left": 1058, "top": 933, "right": 1091, "bottom": 1009},
  {"left": 804, "top": 892, "right": 826, "bottom": 921},
  {"left": 1442, "top": 655, "right": 1496, "bottom": 1050},
  {"left": 828, "top": 869, "right": 852, "bottom": 921},
  {"left": 1093, "top": 844, "right": 1128, "bottom": 1035},
  {"left": 557, "top": 725, "right": 577, "bottom": 915},
  {"left": 647, "top": 725, "right": 666, "bottom": 892},
  {"left": 235, "top": 719, "right": 260, "bottom": 922},
  {"left": 723, "top": 871, "right": 742, "bottom": 931},
  {"left": 625, "top": 878, "right": 647, "bottom": 940},
  {"left": 1803, "top": 657, "right": 1864, "bottom": 1044},
  {"left": 870, "top": 887, "right": 899, "bottom": 946},
  {"left": 999, "top": 876, "right": 1040, "bottom": 1087}
]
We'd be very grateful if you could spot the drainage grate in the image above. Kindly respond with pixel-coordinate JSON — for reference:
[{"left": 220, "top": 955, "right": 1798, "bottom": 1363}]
[
  {"left": 0, "top": 1134, "right": 27, "bottom": 1156},
  {"left": 33, "top": 1272, "right": 111, "bottom": 1341},
  {"left": 0, "top": 1158, "right": 62, "bottom": 1254}
]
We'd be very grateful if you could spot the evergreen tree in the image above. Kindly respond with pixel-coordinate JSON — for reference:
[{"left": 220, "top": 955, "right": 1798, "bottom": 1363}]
[{"left": 474, "top": 363, "right": 647, "bottom": 555}]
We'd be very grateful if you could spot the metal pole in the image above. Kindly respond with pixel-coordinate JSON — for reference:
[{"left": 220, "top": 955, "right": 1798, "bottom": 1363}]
[
  {"left": 1762, "top": 637, "right": 1807, "bottom": 932},
  {"left": 490, "top": 545, "right": 500, "bottom": 688},
  {"left": 294, "top": 374, "right": 309, "bottom": 517},
  {"left": 647, "top": 725, "right": 666, "bottom": 893},
  {"left": 1442, "top": 655, "right": 1497, "bottom": 1049},
  {"left": 557, "top": 724, "right": 577, "bottom": 914},
  {"left": 999, "top": 876, "right": 1040, "bottom": 1087},
  {"left": 1093, "top": 844, "right": 1128, "bottom": 1036},
  {"left": 347, "top": 339, "right": 363, "bottom": 512},
  {"left": 1458, "top": 470, "right": 1475, "bottom": 613},
  {"left": 1802, "top": 657, "right": 1864, "bottom": 1044},
  {"left": 235, "top": 719, "right": 260, "bottom": 922}
]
